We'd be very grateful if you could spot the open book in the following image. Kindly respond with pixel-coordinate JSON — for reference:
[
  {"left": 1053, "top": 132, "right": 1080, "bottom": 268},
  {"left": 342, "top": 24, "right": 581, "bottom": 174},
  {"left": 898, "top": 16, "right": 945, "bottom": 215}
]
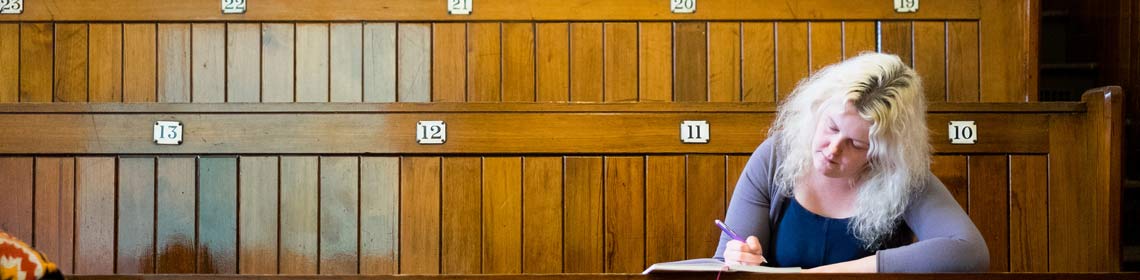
[{"left": 642, "top": 258, "right": 802, "bottom": 274}]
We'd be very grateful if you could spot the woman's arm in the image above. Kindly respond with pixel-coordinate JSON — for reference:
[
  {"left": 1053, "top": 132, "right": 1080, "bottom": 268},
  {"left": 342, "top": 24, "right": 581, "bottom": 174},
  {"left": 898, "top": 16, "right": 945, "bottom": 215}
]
[
  {"left": 874, "top": 172, "right": 990, "bottom": 272},
  {"left": 714, "top": 139, "right": 778, "bottom": 260}
]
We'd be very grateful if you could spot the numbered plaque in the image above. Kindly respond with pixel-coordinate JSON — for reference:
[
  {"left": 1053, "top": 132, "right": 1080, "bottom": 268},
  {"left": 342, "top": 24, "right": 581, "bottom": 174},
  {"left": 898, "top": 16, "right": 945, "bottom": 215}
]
[
  {"left": 447, "top": 0, "right": 472, "bottom": 15},
  {"left": 680, "top": 120, "right": 709, "bottom": 144},
  {"left": 417, "top": 121, "right": 447, "bottom": 145},
  {"left": 154, "top": 121, "right": 184, "bottom": 145},
  {"left": 894, "top": 0, "right": 918, "bottom": 13},
  {"left": 222, "top": 0, "right": 246, "bottom": 14},
  {"left": 671, "top": 0, "right": 696, "bottom": 13},
  {"left": 0, "top": 0, "right": 23, "bottom": 14},
  {"left": 948, "top": 121, "right": 976, "bottom": 144}
]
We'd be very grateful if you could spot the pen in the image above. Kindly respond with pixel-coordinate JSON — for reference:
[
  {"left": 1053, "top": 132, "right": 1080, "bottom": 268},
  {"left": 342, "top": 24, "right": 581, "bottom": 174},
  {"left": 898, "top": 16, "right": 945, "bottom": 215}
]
[{"left": 716, "top": 219, "right": 767, "bottom": 264}]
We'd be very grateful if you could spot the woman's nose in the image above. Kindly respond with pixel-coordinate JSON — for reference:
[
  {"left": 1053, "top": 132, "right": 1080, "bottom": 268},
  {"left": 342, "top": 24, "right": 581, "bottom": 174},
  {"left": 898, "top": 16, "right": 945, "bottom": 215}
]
[{"left": 824, "top": 137, "right": 842, "bottom": 157}]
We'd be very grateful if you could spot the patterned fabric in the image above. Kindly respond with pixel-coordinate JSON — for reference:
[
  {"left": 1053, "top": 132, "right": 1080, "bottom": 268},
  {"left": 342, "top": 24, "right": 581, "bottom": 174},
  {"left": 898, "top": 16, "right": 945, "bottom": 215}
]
[{"left": 0, "top": 231, "right": 62, "bottom": 280}]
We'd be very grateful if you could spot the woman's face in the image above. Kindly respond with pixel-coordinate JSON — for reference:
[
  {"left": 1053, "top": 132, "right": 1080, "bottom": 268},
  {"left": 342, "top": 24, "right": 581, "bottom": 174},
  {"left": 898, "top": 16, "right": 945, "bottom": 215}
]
[{"left": 811, "top": 100, "right": 873, "bottom": 179}]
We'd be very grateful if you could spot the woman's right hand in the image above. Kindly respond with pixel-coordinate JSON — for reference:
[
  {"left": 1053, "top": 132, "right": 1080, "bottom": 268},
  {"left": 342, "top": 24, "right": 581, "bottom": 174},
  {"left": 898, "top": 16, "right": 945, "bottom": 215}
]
[{"left": 723, "top": 236, "right": 766, "bottom": 266}]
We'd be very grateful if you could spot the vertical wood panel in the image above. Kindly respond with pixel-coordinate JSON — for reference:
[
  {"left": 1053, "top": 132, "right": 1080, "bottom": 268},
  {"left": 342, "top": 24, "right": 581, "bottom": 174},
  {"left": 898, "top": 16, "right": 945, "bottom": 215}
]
[
  {"left": 158, "top": 24, "right": 190, "bottom": 103},
  {"left": 604, "top": 156, "right": 644, "bottom": 273},
  {"left": 503, "top": 23, "right": 536, "bottom": 102},
  {"left": 708, "top": 22, "right": 740, "bottom": 102},
  {"left": 638, "top": 22, "right": 672, "bottom": 102},
  {"left": 398, "top": 23, "right": 431, "bottom": 102},
  {"left": 809, "top": 22, "right": 842, "bottom": 73},
  {"left": 123, "top": 24, "right": 157, "bottom": 103},
  {"left": 331, "top": 23, "right": 364, "bottom": 103},
  {"left": 931, "top": 155, "right": 969, "bottom": 209},
  {"left": 261, "top": 23, "right": 295, "bottom": 103},
  {"left": 191, "top": 24, "right": 225, "bottom": 103},
  {"left": 1009, "top": 155, "right": 1048, "bottom": 272},
  {"left": 279, "top": 156, "right": 318, "bottom": 274},
  {"left": 227, "top": 23, "right": 260, "bottom": 103},
  {"left": 741, "top": 22, "right": 774, "bottom": 102},
  {"left": 725, "top": 155, "right": 749, "bottom": 209},
  {"left": 320, "top": 156, "right": 360, "bottom": 274},
  {"left": 522, "top": 157, "right": 562, "bottom": 273},
  {"left": 686, "top": 155, "right": 726, "bottom": 259},
  {"left": 399, "top": 157, "right": 441, "bottom": 274},
  {"left": 20, "top": 23, "right": 53, "bottom": 102},
  {"left": 604, "top": 23, "right": 637, "bottom": 102},
  {"left": 947, "top": 21, "right": 980, "bottom": 103},
  {"left": 0, "top": 24, "right": 17, "bottom": 102},
  {"left": 968, "top": 155, "right": 1009, "bottom": 272},
  {"left": 468, "top": 23, "right": 502, "bottom": 103},
  {"left": 432, "top": 23, "right": 466, "bottom": 102},
  {"left": 34, "top": 157, "right": 76, "bottom": 274},
  {"left": 1049, "top": 115, "right": 1089, "bottom": 272},
  {"left": 880, "top": 21, "right": 913, "bottom": 66},
  {"left": 360, "top": 157, "right": 399, "bottom": 274},
  {"left": 197, "top": 157, "right": 237, "bottom": 274},
  {"left": 0, "top": 158, "right": 33, "bottom": 241},
  {"left": 156, "top": 157, "right": 196, "bottom": 273},
  {"left": 645, "top": 156, "right": 686, "bottom": 265},
  {"left": 536, "top": 23, "right": 569, "bottom": 102},
  {"left": 564, "top": 156, "right": 603, "bottom": 273},
  {"left": 89, "top": 24, "right": 122, "bottom": 102},
  {"left": 914, "top": 21, "right": 947, "bottom": 103},
  {"left": 570, "top": 23, "right": 602, "bottom": 102},
  {"left": 55, "top": 23, "right": 88, "bottom": 102},
  {"left": 483, "top": 157, "right": 522, "bottom": 273},
  {"left": 239, "top": 156, "right": 279, "bottom": 274},
  {"left": 74, "top": 157, "right": 115, "bottom": 274},
  {"left": 441, "top": 157, "right": 482, "bottom": 274},
  {"left": 980, "top": 1, "right": 1029, "bottom": 102},
  {"left": 297, "top": 23, "right": 330, "bottom": 102},
  {"left": 775, "top": 22, "right": 807, "bottom": 102},
  {"left": 674, "top": 22, "right": 708, "bottom": 102},
  {"left": 843, "top": 21, "right": 877, "bottom": 58},
  {"left": 117, "top": 156, "right": 156, "bottom": 274},
  {"left": 364, "top": 23, "right": 396, "bottom": 103}
]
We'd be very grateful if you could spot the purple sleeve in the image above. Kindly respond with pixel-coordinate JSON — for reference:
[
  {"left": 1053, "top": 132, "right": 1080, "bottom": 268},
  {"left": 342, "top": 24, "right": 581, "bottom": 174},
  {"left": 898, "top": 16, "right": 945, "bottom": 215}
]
[
  {"left": 876, "top": 173, "right": 990, "bottom": 272},
  {"left": 714, "top": 139, "right": 777, "bottom": 259}
]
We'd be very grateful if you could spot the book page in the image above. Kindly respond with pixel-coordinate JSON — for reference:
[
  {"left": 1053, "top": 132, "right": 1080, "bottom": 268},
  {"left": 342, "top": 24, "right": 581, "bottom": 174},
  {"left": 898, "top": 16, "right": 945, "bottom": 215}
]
[{"left": 642, "top": 258, "right": 801, "bottom": 274}]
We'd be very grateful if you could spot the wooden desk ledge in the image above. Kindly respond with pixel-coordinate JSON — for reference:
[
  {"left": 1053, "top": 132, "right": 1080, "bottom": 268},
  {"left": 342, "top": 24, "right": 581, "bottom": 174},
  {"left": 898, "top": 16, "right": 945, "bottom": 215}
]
[{"left": 67, "top": 273, "right": 1140, "bottom": 280}]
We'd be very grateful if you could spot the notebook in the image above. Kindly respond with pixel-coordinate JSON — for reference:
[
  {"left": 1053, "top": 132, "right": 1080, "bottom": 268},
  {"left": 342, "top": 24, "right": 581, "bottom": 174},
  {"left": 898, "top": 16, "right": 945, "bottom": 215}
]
[{"left": 642, "top": 258, "right": 802, "bottom": 274}]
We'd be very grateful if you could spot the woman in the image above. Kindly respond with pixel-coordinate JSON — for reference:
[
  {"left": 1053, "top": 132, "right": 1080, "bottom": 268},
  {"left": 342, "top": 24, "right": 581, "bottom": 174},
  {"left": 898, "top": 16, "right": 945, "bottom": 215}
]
[{"left": 713, "top": 53, "right": 989, "bottom": 272}]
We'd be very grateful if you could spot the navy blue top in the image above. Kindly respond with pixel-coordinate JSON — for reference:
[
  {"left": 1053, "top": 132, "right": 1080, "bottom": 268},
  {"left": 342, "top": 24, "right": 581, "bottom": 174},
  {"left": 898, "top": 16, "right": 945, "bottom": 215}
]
[{"left": 769, "top": 198, "right": 875, "bottom": 268}]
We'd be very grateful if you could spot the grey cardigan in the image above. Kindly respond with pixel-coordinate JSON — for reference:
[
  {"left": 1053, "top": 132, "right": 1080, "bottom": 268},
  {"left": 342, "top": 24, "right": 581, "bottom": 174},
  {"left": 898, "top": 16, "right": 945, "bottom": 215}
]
[{"left": 713, "top": 139, "right": 990, "bottom": 272}]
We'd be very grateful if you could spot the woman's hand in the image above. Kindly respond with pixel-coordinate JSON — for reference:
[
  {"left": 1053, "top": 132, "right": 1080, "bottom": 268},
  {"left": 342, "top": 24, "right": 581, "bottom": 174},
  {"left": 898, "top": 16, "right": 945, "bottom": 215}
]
[{"left": 723, "top": 236, "right": 766, "bottom": 265}]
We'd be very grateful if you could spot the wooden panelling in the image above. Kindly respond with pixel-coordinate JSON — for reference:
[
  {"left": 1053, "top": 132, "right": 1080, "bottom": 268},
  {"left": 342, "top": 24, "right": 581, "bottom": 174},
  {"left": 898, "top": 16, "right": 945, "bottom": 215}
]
[
  {"left": 54, "top": 23, "right": 87, "bottom": 102},
  {"left": 238, "top": 156, "right": 279, "bottom": 274},
  {"left": 20, "top": 23, "right": 52, "bottom": 102},
  {"left": 725, "top": 155, "right": 749, "bottom": 210},
  {"left": 197, "top": 157, "right": 237, "bottom": 273},
  {"left": 320, "top": 156, "right": 360, "bottom": 274},
  {"left": 1086, "top": 88, "right": 1122, "bottom": 272},
  {"left": 947, "top": 21, "right": 980, "bottom": 103},
  {"left": 980, "top": 0, "right": 1030, "bottom": 102},
  {"left": 192, "top": 24, "right": 225, "bottom": 103},
  {"left": 468, "top": 23, "right": 502, "bottom": 103},
  {"left": 604, "top": 23, "right": 637, "bottom": 102},
  {"left": 741, "top": 22, "right": 774, "bottom": 102},
  {"left": 363, "top": 23, "right": 397, "bottom": 103},
  {"left": 155, "top": 157, "right": 196, "bottom": 273},
  {"left": 0, "top": 157, "right": 33, "bottom": 241},
  {"left": 483, "top": 157, "right": 523, "bottom": 273},
  {"left": 570, "top": 23, "right": 603, "bottom": 102},
  {"left": 158, "top": 24, "right": 191, "bottom": 103},
  {"left": 89, "top": 24, "right": 123, "bottom": 102},
  {"left": 330, "top": 24, "right": 364, "bottom": 103},
  {"left": 638, "top": 22, "right": 672, "bottom": 102},
  {"left": 843, "top": 21, "right": 877, "bottom": 58},
  {"left": 522, "top": 157, "right": 563, "bottom": 273},
  {"left": 34, "top": 157, "right": 76, "bottom": 273},
  {"left": 59, "top": 273, "right": 1140, "bottom": 280},
  {"left": 503, "top": 23, "right": 536, "bottom": 102},
  {"left": 261, "top": 23, "right": 294, "bottom": 103},
  {"left": 809, "top": 22, "right": 842, "bottom": 73},
  {"left": 0, "top": 24, "right": 16, "bottom": 102},
  {"left": 969, "top": 155, "right": 1009, "bottom": 272},
  {"left": 279, "top": 156, "right": 318, "bottom": 274},
  {"left": 674, "top": 22, "right": 708, "bottom": 102},
  {"left": 74, "top": 157, "right": 115, "bottom": 274},
  {"left": 360, "top": 157, "right": 400, "bottom": 274},
  {"left": 117, "top": 156, "right": 155, "bottom": 274},
  {"left": 398, "top": 23, "right": 431, "bottom": 103},
  {"left": 931, "top": 155, "right": 969, "bottom": 209},
  {"left": 226, "top": 24, "right": 260, "bottom": 103},
  {"left": 645, "top": 156, "right": 686, "bottom": 265},
  {"left": 536, "top": 23, "right": 569, "bottom": 102},
  {"left": 441, "top": 157, "right": 482, "bottom": 274},
  {"left": 1009, "top": 155, "right": 1048, "bottom": 272},
  {"left": 880, "top": 21, "right": 913, "bottom": 66},
  {"left": 432, "top": 23, "right": 466, "bottom": 103},
  {"left": 123, "top": 24, "right": 157, "bottom": 103},
  {"left": 686, "top": 155, "right": 725, "bottom": 259},
  {"left": 926, "top": 114, "right": 1049, "bottom": 154},
  {"left": 775, "top": 22, "right": 807, "bottom": 101},
  {"left": 564, "top": 157, "right": 603, "bottom": 273},
  {"left": 914, "top": 21, "right": 947, "bottom": 103},
  {"left": 603, "top": 156, "right": 644, "bottom": 273},
  {"left": 296, "top": 23, "right": 330, "bottom": 103},
  {"left": 708, "top": 22, "right": 741, "bottom": 102},
  {"left": 400, "top": 157, "right": 441, "bottom": 274}
]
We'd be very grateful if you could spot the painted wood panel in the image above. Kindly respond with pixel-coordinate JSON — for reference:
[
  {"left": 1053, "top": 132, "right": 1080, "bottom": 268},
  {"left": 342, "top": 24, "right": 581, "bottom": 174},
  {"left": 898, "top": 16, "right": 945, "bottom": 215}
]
[
  {"left": 522, "top": 157, "right": 563, "bottom": 273},
  {"left": 880, "top": 21, "right": 913, "bottom": 66},
  {"left": 124, "top": 24, "right": 157, "bottom": 103},
  {"left": 604, "top": 23, "right": 637, "bottom": 102},
  {"left": 320, "top": 156, "right": 360, "bottom": 274},
  {"left": 158, "top": 24, "right": 190, "bottom": 103},
  {"left": 116, "top": 156, "right": 155, "bottom": 273},
  {"left": 564, "top": 156, "right": 603, "bottom": 273},
  {"left": 33, "top": 157, "right": 76, "bottom": 273},
  {"left": 239, "top": 156, "right": 279, "bottom": 274},
  {"left": 843, "top": 21, "right": 877, "bottom": 58},
  {"left": 969, "top": 155, "right": 1009, "bottom": 272},
  {"left": 432, "top": 23, "right": 466, "bottom": 103},
  {"left": 603, "top": 156, "right": 644, "bottom": 273},
  {"left": 89, "top": 24, "right": 122, "bottom": 102},
  {"left": 296, "top": 23, "right": 330, "bottom": 102},
  {"left": 74, "top": 157, "right": 115, "bottom": 274},
  {"left": 398, "top": 23, "right": 431, "bottom": 103},
  {"left": 809, "top": 22, "right": 842, "bottom": 73},
  {"left": 363, "top": 23, "right": 396, "bottom": 103},
  {"left": 638, "top": 22, "right": 672, "bottom": 102},
  {"left": 0, "top": 24, "right": 17, "bottom": 102},
  {"left": 155, "top": 157, "right": 196, "bottom": 273},
  {"left": 645, "top": 156, "right": 686, "bottom": 265},
  {"left": 20, "top": 23, "right": 53, "bottom": 102},
  {"left": 1009, "top": 155, "right": 1048, "bottom": 272},
  {"left": 399, "top": 157, "right": 441, "bottom": 274},
  {"left": 775, "top": 22, "right": 807, "bottom": 102},
  {"left": 197, "top": 157, "right": 237, "bottom": 273},
  {"left": 708, "top": 22, "right": 741, "bottom": 102},
  {"left": 569, "top": 23, "right": 602, "bottom": 102},
  {"left": 741, "top": 22, "right": 774, "bottom": 102},
  {"left": 914, "top": 21, "right": 947, "bottom": 103},
  {"left": 279, "top": 156, "right": 318, "bottom": 274},
  {"left": 191, "top": 24, "right": 225, "bottom": 103},
  {"left": 360, "top": 157, "right": 400, "bottom": 274},
  {"left": 483, "top": 157, "right": 522, "bottom": 273},
  {"left": 54, "top": 23, "right": 87, "bottom": 102},
  {"left": 468, "top": 23, "right": 502, "bottom": 103},
  {"left": 441, "top": 157, "right": 482, "bottom": 274},
  {"left": 503, "top": 23, "right": 536, "bottom": 102},
  {"left": 331, "top": 23, "right": 364, "bottom": 103},
  {"left": 261, "top": 23, "right": 295, "bottom": 103},
  {"left": 947, "top": 21, "right": 980, "bottom": 103},
  {"left": 227, "top": 23, "right": 260, "bottom": 103},
  {"left": 674, "top": 22, "right": 707, "bottom": 102},
  {"left": 536, "top": 23, "right": 569, "bottom": 102},
  {"left": 686, "top": 155, "right": 725, "bottom": 259},
  {"left": 0, "top": 157, "right": 33, "bottom": 241}
]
